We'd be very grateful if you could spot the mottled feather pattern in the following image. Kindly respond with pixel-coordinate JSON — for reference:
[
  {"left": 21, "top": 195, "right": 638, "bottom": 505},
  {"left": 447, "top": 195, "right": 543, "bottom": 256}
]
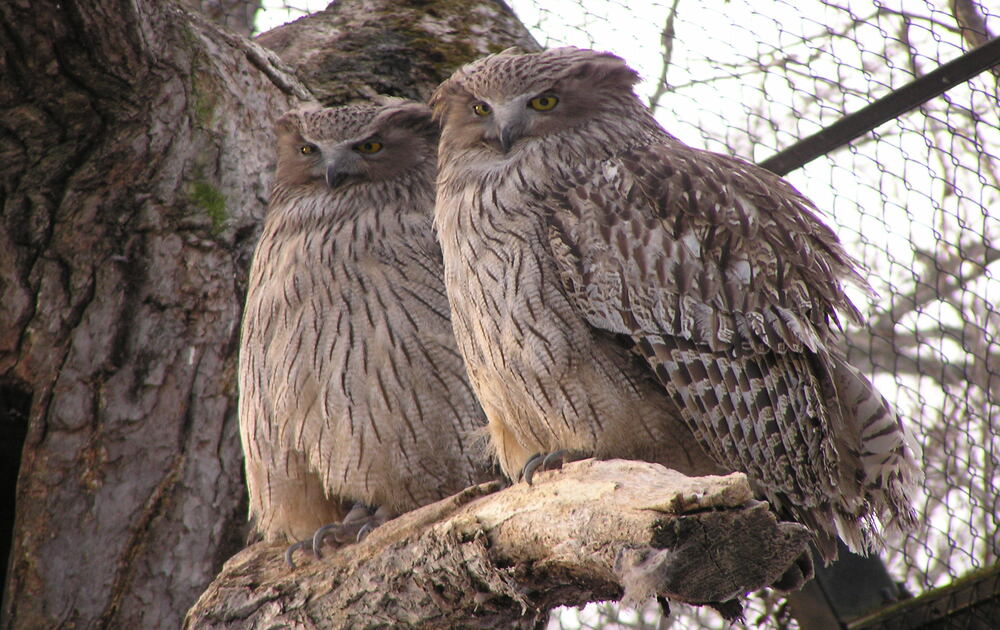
[
  {"left": 548, "top": 142, "right": 864, "bottom": 356},
  {"left": 432, "top": 47, "right": 920, "bottom": 562},
  {"left": 551, "top": 139, "right": 920, "bottom": 557},
  {"left": 239, "top": 104, "right": 488, "bottom": 541}
]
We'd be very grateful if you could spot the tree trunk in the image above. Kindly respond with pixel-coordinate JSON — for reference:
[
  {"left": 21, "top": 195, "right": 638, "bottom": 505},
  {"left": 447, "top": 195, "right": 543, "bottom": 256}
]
[
  {"left": 0, "top": 2, "right": 307, "bottom": 627},
  {"left": 185, "top": 461, "right": 811, "bottom": 629},
  {"left": 0, "top": 1, "right": 538, "bottom": 628}
]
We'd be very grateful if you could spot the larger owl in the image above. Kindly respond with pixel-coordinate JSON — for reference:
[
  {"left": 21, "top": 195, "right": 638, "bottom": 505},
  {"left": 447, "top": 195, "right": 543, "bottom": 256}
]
[
  {"left": 430, "top": 47, "right": 920, "bottom": 562},
  {"left": 239, "top": 101, "right": 489, "bottom": 546}
]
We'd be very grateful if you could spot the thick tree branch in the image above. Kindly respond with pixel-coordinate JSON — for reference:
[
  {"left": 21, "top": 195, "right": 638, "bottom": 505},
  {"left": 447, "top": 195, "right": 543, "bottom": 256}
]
[
  {"left": 255, "top": 0, "right": 542, "bottom": 106},
  {"left": 185, "top": 460, "right": 811, "bottom": 629}
]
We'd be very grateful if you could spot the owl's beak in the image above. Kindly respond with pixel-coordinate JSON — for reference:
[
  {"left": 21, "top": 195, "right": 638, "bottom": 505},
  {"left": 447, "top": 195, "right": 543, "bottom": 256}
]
[
  {"left": 498, "top": 125, "right": 521, "bottom": 153},
  {"left": 326, "top": 164, "right": 348, "bottom": 189},
  {"left": 491, "top": 105, "right": 527, "bottom": 154}
]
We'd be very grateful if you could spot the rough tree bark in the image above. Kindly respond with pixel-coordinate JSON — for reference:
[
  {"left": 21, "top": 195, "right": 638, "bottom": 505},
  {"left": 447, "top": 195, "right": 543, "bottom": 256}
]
[
  {"left": 0, "top": 0, "right": 538, "bottom": 628},
  {"left": 0, "top": 2, "right": 307, "bottom": 628},
  {"left": 185, "top": 461, "right": 811, "bottom": 629},
  {"left": 253, "top": 0, "right": 541, "bottom": 106}
]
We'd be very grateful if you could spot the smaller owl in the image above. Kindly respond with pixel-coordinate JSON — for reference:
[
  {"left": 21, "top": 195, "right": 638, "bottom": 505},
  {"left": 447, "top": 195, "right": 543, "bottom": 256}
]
[
  {"left": 430, "top": 47, "right": 921, "bottom": 563},
  {"left": 238, "top": 100, "right": 490, "bottom": 550}
]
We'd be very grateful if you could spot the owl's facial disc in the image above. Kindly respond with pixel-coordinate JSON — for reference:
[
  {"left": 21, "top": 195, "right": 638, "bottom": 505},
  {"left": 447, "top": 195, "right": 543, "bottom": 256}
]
[
  {"left": 479, "top": 92, "right": 559, "bottom": 154},
  {"left": 323, "top": 137, "right": 384, "bottom": 189},
  {"left": 322, "top": 147, "right": 359, "bottom": 189}
]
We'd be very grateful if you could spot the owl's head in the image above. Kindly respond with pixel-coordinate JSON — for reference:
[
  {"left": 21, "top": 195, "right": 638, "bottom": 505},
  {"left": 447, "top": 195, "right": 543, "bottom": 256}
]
[
  {"left": 430, "top": 47, "right": 641, "bottom": 157},
  {"left": 274, "top": 100, "right": 438, "bottom": 190}
]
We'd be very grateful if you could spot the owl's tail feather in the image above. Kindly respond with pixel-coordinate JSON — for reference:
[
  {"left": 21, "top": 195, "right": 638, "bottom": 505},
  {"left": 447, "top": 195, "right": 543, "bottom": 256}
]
[
  {"left": 639, "top": 334, "right": 920, "bottom": 565},
  {"left": 831, "top": 359, "right": 922, "bottom": 537}
]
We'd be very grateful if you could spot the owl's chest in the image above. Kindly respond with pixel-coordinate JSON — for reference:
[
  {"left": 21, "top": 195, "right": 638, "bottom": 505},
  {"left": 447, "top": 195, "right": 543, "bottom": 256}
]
[
  {"left": 441, "top": 195, "right": 581, "bottom": 374},
  {"left": 443, "top": 194, "right": 544, "bottom": 308}
]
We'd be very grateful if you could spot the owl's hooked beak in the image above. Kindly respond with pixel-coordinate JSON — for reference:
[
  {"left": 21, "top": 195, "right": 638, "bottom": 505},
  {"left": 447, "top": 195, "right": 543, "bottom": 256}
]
[
  {"left": 489, "top": 105, "right": 528, "bottom": 154},
  {"left": 326, "top": 163, "right": 348, "bottom": 189},
  {"left": 498, "top": 125, "right": 521, "bottom": 153}
]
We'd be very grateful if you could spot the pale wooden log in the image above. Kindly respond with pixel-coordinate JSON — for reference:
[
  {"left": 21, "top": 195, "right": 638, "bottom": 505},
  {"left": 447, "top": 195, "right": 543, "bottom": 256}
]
[{"left": 186, "top": 460, "right": 810, "bottom": 629}]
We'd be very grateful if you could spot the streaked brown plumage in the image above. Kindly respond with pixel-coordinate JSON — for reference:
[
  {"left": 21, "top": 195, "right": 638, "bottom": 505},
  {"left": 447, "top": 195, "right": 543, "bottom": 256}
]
[
  {"left": 430, "top": 47, "right": 920, "bottom": 561},
  {"left": 239, "top": 101, "right": 488, "bottom": 542}
]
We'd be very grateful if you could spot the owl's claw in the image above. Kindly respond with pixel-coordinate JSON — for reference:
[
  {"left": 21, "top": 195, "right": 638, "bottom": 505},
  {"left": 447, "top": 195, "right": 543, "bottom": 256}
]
[
  {"left": 311, "top": 523, "right": 342, "bottom": 559},
  {"left": 284, "top": 540, "right": 313, "bottom": 569},
  {"left": 310, "top": 502, "right": 395, "bottom": 559},
  {"left": 356, "top": 521, "right": 376, "bottom": 542},
  {"left": 520, "top": 449, "right": 584, "bottom": 485},
  {"left": 520, "top": 452, "right": 544, "bottom": 485}
]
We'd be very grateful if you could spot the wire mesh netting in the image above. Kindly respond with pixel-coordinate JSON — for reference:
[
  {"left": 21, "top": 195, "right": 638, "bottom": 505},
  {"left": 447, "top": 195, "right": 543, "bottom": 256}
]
[
  {"left": 194, "top": 0, "right": 998, "bottom": 627},
  {"left": 515, "top": 1, "right": 1000, "bottom": 627}
]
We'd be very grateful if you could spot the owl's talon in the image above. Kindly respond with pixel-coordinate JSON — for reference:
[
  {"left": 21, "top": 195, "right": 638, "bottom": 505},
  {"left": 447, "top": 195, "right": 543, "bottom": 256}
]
[
  {"left": 541, "top": 449, "right": 571, "bottom": 470},
  {"left": 311, "top": 523, "right": 342, "bottom": 559},
  {"left": 309, "top": 503, "right": 393, "bottom": 558},
  {"left": 356, "top": 521, "right": 375, "bottom": 542},
  {"left": 520, "top": 452, "right": 544, "bottom": 485},
  {"left": 341, "top": 501, "right": 372, "bottom": 525},
  {"left": 285, "top": 540, "right": 312, "bottom": 569},
  {"left": 522, "top": 450, "right": 588, "bottom": 485}
]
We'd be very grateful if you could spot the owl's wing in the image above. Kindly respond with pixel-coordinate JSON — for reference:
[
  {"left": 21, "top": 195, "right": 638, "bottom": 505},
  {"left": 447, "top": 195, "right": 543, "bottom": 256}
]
[
  {"left": 544, "top": 139, "right": 917, "bottom": 557},
  {"left": 546, "top": 139, "right": 865, "bottom": 354}
]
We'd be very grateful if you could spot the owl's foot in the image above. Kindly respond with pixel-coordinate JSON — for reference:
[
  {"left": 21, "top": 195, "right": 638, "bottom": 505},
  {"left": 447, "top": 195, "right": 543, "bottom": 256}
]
[
  {"left": 284, "top": 540, "right": 312, "bottom": 569},
  {"left": 283, "top": 503, "right": 394, "bottom": 568},
  {"left": 520, "top": 449, "right": 587, "bottom": 485},
  {"left": 312, "top": 502, "right": 394, "bottom": 559}
]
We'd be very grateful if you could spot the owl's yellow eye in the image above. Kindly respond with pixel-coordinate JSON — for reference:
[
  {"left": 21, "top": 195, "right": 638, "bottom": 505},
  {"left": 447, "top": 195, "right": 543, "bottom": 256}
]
[
  {"left": 300, "top": 144, "right": 317, "bottom": 155},
  {"left": 354, "top": 141, "right": 383, "bottom": 154},
  {"left": 472, "top": 102, "right": 492, "bottom": 117},
  {"left": 528, "top": 95, "right": 559, "bottom": 111}
]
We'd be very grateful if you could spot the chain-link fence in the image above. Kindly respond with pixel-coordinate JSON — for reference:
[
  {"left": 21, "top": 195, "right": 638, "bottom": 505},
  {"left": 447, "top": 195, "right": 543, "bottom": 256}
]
[
  {"left": 194, "top": 1, "right": 999, "bottom": 627},
  {"left": 516, "top": 1, "right": 999, "bottom": 627}
]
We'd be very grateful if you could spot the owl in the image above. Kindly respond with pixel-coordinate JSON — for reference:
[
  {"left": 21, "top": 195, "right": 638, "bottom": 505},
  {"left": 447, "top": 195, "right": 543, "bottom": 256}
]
[
  {"left": 238, "top": 100, "right": 490, "bottom": 552},
  {"left": 430, "top": 47, "right": 920, "bottom": 562}
]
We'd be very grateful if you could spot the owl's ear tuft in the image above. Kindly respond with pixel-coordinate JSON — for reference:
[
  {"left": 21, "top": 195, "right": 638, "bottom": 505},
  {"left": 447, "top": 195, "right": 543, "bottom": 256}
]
[
  {"left": 428, "top": 83, "right": 455, "bottom": 122},
  {"left": 564, "top": 53, "right": 640, "bottom": 90},
  {"left": 274, "top": 110, "right": 308, "bottom": 137},
  {"left": 374, "top": 102, "right": 439, "bottom": 140},
  {"left": 496, "top": 46, "right": 527, "bottom": 57},
  {"left": 370, "top": 94, "right": 410, "bottom": 107}
]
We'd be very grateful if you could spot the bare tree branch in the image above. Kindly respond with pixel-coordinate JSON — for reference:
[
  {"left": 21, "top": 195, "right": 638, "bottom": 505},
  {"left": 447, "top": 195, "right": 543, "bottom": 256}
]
[
  {"left": 185, "top": 461, "right": 811, "bottom": 629},
  {"left": 888, "top": 242, "right": 996, "bottom": 329},
  {"left": 648, "top": 0, "right": 681, "bottom": 113},
  {"left": 950, "top": 0, "right": 1000, "bottom": 90},
  {"left": 848, "top": 240, "right": 1000, "bottom": 377}
]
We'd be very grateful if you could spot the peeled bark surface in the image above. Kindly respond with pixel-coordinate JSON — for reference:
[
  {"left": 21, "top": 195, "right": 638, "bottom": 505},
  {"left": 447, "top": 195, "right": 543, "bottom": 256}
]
[
  {"left": 0, "top": 1, "right": 539, "bottom": 628},
  {"left": 186, "top": 460, "right": 811, "bottom": 629}
]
